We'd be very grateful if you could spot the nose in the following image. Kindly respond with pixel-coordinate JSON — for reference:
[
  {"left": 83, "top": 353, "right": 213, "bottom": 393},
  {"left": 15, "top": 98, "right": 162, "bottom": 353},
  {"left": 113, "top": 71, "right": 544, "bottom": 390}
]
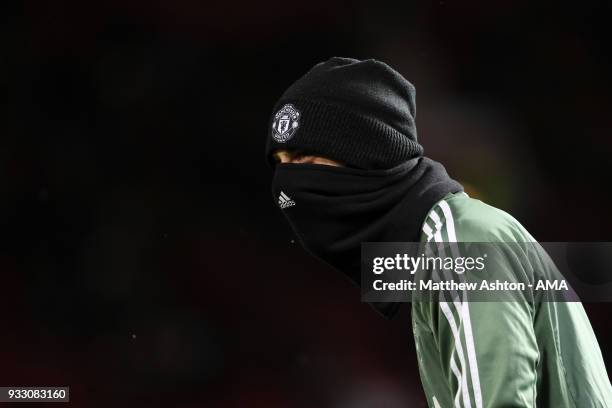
[{"left": 274, "top": 150, "right": 292, "bottom": 164}]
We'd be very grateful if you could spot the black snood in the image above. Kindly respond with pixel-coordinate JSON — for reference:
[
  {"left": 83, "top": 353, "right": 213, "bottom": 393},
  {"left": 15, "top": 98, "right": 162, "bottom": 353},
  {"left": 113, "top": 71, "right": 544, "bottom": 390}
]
[{"left": 271, "top": 157, "right": 463, "bottom": 318}]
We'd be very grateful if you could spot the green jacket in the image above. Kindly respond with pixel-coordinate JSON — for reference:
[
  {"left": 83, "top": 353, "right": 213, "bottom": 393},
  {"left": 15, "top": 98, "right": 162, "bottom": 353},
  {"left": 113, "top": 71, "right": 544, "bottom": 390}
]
[{"left": 412, "top": 192, "right": 612, "bottom": 407}]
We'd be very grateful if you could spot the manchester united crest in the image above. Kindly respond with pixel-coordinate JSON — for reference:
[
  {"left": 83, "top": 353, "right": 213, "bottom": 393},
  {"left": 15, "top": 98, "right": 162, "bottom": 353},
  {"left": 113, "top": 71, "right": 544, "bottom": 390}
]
[{"left": 272, "top": 104, "right": 300, "bottom": 143}]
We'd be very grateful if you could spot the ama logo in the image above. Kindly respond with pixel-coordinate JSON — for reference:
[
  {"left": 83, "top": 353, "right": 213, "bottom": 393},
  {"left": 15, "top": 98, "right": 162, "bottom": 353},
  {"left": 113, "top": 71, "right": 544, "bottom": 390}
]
[{"left": 272, "top": 104, "right": 300, "bottom": 143}]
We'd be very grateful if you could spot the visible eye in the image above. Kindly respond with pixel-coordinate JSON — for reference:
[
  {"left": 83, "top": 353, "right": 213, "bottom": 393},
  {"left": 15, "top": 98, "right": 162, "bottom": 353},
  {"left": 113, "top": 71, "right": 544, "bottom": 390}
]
[{"left": 292, "top": 153, "right": 309, "bottom": 163}]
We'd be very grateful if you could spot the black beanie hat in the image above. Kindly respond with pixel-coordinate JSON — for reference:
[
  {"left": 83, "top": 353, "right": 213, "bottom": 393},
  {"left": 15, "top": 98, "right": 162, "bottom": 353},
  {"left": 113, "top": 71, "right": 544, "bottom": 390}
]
[{"left": 265, "top": 57, "right": 424, "bottom": 169}]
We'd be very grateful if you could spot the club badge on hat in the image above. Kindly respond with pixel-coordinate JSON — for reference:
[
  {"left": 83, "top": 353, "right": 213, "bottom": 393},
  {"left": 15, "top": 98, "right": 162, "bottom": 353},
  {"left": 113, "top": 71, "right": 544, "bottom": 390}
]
[{"left": 272, "top": 104, "right": 300, "bottom": 143}]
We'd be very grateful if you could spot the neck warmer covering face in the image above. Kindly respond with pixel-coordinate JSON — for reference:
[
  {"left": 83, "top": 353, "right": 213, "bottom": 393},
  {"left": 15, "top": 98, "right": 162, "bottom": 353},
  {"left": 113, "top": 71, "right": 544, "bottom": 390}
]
[{"left": 271, "top": 157, "right": 463, "bottom": 318}]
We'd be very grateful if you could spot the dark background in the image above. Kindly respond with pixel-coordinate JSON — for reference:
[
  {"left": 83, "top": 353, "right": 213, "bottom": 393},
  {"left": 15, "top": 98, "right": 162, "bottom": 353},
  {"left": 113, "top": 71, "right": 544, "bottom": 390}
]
[{"left": 1, "top": 0, "right": 611, "bottom": 406}]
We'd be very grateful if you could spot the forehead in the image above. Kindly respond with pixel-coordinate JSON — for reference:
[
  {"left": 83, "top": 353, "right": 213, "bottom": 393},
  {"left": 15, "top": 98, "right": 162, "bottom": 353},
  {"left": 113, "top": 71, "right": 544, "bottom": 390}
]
[{"left": 273, "top": 149, "right": 304, "bottom": 157}]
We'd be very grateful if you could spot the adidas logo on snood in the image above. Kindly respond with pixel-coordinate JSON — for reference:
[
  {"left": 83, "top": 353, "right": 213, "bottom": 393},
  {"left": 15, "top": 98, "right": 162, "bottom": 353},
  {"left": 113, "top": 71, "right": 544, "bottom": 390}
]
[{"left": 278, "top": 191, "right": 295, "bottom": 209}]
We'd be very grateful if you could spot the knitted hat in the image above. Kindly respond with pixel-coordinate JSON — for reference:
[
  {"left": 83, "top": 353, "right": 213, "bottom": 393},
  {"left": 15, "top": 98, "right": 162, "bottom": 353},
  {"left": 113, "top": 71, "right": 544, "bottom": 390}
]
[{"left": 265, "top": 57, "right": 423, "bottom": 169}]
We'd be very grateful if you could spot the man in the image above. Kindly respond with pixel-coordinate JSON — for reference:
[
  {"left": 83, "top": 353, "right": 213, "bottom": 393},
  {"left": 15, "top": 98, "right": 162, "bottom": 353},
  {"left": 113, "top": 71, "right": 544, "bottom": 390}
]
[{"left": 266, "top": 57, "right": 612, "bottom": 407}]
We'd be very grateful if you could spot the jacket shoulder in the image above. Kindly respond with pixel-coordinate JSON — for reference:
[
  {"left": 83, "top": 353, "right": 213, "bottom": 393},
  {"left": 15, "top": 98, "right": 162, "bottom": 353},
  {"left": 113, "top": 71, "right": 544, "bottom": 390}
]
[{"left": 432, "top": 193, "right": 535, "bottom": 242}]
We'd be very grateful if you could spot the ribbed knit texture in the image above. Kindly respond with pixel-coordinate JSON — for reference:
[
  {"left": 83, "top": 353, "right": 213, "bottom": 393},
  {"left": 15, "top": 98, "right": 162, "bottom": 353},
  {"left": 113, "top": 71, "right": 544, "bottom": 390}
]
[{"left": 266, "top": 57, "right": 423, "bottom": 169}]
